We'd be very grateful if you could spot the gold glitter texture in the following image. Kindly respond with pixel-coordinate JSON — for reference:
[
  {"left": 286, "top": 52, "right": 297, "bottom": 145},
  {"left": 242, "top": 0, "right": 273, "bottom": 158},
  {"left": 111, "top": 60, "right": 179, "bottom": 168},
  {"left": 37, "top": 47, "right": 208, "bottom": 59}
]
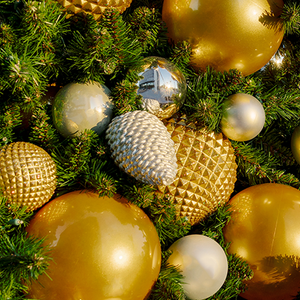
[
  {"left": 157, "top": 118, "right": 237, "bottom": 225},
  {"left": 57, "top": 0, "right": 133, "bottom": 20},
  {"left": 0, "top": 142, "right": 56, "bottom": 211}
]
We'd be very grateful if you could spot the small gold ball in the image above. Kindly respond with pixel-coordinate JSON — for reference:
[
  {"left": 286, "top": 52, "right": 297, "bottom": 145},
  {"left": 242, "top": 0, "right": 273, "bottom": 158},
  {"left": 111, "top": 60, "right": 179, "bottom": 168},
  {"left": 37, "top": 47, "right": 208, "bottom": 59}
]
[
  {"left": 291, "top": 126, "right": 300, "bottom": 164},
  {"left": 0, "top": 142, "right": 56, "bottom": 211},
  {"left": 220, "top": 93, "right": 265, "bottom": 142}
]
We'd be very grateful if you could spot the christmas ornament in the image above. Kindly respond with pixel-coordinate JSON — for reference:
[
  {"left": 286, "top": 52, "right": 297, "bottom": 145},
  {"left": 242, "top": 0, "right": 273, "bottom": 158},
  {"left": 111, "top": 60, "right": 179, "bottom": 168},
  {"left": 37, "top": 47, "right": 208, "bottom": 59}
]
[
  {"left": 105, "top": 110, "right": 178, "bottom": 186},
  {"left": 26, "top": 190, "right": 161, "bottom": 300},
  {"left": 167, "top": 235, "right": 228, "bottom": 300},
  {"left": 52, "top": 82, "right": 113, "bottom": 138},
  {"left": 0, "top": 142, "right": 56, "bottom": 211},
  {"left": 291, "top": 126, "right": 300, "bottom": 164},
  {"left": 57, "top": 0, "right": 133, "bottom": 20},
  {"left": 223, "top": 183, "right": 300, "bottom": 300},
  {"left": 162, "top": 0, "right": 284, "bottom": 76},
  {"left": 157, "top": 117, "right": 237, "bottom": 225},
  {"left": 220, "top": 93, "right": 265, "bottom": 141},
  {"left": 136, "top": 56, "right": 186, "bottom": 119}
]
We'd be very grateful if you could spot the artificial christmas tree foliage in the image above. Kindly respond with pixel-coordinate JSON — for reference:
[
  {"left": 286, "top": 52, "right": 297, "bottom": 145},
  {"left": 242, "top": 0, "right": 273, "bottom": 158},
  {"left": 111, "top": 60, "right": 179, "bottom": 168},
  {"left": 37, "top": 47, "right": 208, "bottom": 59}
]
[{"left": 2, "top": 0, "right": 300, "bottom": 299}]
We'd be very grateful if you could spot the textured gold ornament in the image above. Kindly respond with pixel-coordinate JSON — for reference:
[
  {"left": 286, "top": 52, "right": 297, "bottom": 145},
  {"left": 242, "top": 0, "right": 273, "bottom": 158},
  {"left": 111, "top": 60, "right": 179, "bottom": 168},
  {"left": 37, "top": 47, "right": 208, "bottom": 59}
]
[
  {"left": 57, "top": 0, "right": 133, "bottom": 20},
  {"left": 291, "top": 126, "right": 300, "bottom": 165},
  {"left": 105, "top": 110, "right": 178, "bottom": 186},
  {"left": 0, "top": 142, "right": 56, "bottom": 211},
  {"left": 162, "top": 0, "right": 284, "bottom": 76},
  {"left": 157, "top": 118, "right": 237, "bottom": 225}
]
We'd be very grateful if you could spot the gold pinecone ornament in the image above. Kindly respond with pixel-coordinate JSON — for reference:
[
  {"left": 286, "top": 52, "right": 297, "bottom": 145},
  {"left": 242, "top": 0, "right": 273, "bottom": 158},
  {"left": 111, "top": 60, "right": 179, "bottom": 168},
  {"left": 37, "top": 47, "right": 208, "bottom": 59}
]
[
  {"left": 106, "top": 110, "right": 178, "bottom": 186},
  {"left": 157, "top": 118, "right": 237, "bottom": 225},
  {"left": 57, "top": 0, "right": 133, "bottom": 20},
  {"left": 0, "top": 142, "right": 57, "bottom": 211}
]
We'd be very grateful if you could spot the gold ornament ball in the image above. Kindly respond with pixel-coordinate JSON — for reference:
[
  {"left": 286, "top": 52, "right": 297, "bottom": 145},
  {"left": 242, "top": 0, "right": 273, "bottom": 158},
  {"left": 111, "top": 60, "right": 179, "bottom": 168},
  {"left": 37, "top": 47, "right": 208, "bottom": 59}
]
[
  {"left": 220, "top": 93, "right": 265, "bottom": 142},
  {"left": 0, "top": 142, "right": 56, "bottom": 211},
  {"left": 157, "top": 117, "right": 237, "bottom": 225},
  {"left": 291, "top": 126, "right": 300, "bottom": 164},
  {"left": 223, "top": 183, "right": 300, "bottom": 300},
  {"left": 162, "top": 0, "right": 284, "bottom": 76},
  {"left": 52, "top": 82, "right": 113, "bottom": 138},
  {"left": 26, "top": 190, "right": 161, "bottom": 300},
  {"left": 167, "top": 235, "right": 228, "bottom": 300},
  {"left": 136, "top": 56, "right": 187, "bottom": 120},
  {"left": 57, "top": 0, "right": 133, "bottom": 20}
]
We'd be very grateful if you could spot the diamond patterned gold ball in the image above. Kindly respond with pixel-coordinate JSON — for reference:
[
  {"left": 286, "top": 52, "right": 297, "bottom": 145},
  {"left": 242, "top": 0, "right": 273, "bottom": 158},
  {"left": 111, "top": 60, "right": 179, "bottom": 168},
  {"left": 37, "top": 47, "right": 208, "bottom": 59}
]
[
  {"left": 0, "top": 142, "right": 57, "bottom": 211},
  {"left": 57, "top": 0, "right": 133, "bottom": 20},
  {"left": 157, "top": 117, "right": 237, "bottom": 225}
]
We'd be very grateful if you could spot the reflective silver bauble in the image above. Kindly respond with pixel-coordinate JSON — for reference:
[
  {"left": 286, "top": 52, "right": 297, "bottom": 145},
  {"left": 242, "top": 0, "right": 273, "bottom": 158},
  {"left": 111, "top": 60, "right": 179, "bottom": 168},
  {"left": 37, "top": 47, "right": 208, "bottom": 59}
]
[
  {"left": 52, "top": 82, "right": 114, "bottom": 138},
  {"left": 220, "top": 93, "right": 265, "bottom": 142},
  {"left": 136, "top": 57, "right": 186, "bottom": 119}
]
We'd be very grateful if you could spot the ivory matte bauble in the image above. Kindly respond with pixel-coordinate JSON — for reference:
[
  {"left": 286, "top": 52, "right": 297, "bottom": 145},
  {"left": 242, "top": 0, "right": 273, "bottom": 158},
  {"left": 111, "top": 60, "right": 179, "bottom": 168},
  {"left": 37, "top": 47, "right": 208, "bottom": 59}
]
[
  {"left": 291, "top": 126, "right": 300, "bottom": 164},
  {"left": 162, "top": 0, "right": 284, "bottom": 76},
  {"left": 220, "top": 93, "right": 265, "bottom": 141},
  {"left": 136, "top": 56, "right": 186, "bottom": 119},
  {"left": 52, "top": 82, "right": 113, "bottom": 138},
  {"left": 0, "top": 142, "right": 56, "bottom": 211},
  {"left": 223, "top": 183, "right": 300, "bottom": 300},
  {"left": 167, "top": 235, "right": 228, "bottom": 300},
  {"left": 26, "top": 190, "right": 161, "bottom": 300}
]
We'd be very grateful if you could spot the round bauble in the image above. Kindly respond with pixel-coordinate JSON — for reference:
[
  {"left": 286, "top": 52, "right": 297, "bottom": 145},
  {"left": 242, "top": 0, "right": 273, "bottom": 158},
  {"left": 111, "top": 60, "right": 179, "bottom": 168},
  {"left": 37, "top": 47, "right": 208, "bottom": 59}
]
[
  {"left": 162, "top": 0, "right": 284, "bottom": 76},
  {"left": 223, "top": 183, "right": 300, "bottom": 300},
  {"left": 220, "top": 93, "right": 265, "bottom": 141},
  {"left": 167, "top": 235, "right": 228, "bottom": 300},
  {"left": 291, "top": 126, "right": 300, "bottom": 164},
  {"left": 57, "top": 0, "right": 132, "bottom": 20},
  {"left": 105, "top": 110, "right": 178, "bottom": 186},
  {"left": 136, "top": 56, "right": 186, "bottom": 119},
  {"left": 0, "top": 142, "right": 56, "bottom": 211},
  {"left": 157, "top": 117, "right": 237, "bottom": 225},
  {"left": 52, "top": 82, "right": 113, "bottom": 138},
  {"left": 26, "top": 190, "right": 161, "bottom": 300}
]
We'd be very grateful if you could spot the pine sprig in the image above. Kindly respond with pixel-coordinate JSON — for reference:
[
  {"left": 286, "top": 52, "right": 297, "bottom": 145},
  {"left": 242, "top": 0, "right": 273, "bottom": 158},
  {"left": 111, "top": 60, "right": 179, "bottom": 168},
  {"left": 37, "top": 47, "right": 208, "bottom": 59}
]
[{"left": 281, "top": 0, "right": 300, "bottom": 35}]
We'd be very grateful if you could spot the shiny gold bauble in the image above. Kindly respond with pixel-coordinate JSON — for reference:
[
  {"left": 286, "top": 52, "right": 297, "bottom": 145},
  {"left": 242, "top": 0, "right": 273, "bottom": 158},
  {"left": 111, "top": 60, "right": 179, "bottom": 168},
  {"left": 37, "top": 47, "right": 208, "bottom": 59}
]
[
  {"left": 162, "top": 0, "right": 284, "bottom": 76},
  {"left": 52, "top": 82, "right": 113, "bottom": 138},
  {"left": 57, "top": 0, "right": 133, "bottom": 20},
  {"left": 26, "top": 190, "right": 161, "bottom": 300},
  {"left": 0, "top": 142, "right": 56, "bottom": 211},
  {"left": 223, "top": 183, "right": 300, "bottom": 300},
  {"left": 157, "top": 118, "right": 237, "bottom": 225},
  {"left": 220, "top": 93, "right": 265, "bottom": 142},
  {"left": 136, "top": 56, "right": 187, "bottom": 119},
  {"left": 291, "top": 126, "right": 300, "bottom": 164}
]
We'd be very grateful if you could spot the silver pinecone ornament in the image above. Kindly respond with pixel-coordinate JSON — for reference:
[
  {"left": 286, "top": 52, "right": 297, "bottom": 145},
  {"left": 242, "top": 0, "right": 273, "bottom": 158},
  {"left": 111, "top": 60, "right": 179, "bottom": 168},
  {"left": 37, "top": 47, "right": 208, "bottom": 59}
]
[{"left": 106, "top": 110, "right": 178, "bottom": 186}]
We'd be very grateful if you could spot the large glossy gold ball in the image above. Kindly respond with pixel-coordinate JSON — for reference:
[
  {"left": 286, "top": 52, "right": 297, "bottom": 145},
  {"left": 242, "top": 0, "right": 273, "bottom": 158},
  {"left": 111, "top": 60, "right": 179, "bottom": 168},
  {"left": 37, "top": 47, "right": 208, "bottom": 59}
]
[
  {"left": 223, "top": 183, "right": 300, "bottom": 300},
  {"left": 52, "top": 82, "right": 113, "bottom": 138},
  {"left": 26, "top": 190, "right": 161, "bottom": 300},
  {"left": 220, "top": 93, "right": 265, "bottom": 141},
  {"left": 162, "top": 0, "right": 284, "bottom": 76},
  {"left": 157, "top": 117, "right": 237, "bottom": 225},
  {"left": 291, "top": 126, "right": 300, "bottom": 164},
  {"left": 57, "top": 0, "right": 133, "bottom": 20},
  {"left": 0, "top": 142, "right": 56, "bottom": 211}
]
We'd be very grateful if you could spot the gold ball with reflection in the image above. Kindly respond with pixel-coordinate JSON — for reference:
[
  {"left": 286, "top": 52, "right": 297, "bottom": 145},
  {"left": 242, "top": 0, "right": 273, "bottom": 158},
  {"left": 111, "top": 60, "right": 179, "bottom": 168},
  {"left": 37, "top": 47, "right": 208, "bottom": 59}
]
[
  {"left": 220, "top": 93, "right": 265, "bottom": 141},
  {"left": 223, "top": 183, "right": 300, "bottom": 300},
  {"left": 162, "top": 0, "right": 284, "bottom": 76},
  {"left": 291, "top": 126, "right": 300, "bottom": 164},
  {"left": 26, "top": 190, "right": 161, "bottom": 300}
]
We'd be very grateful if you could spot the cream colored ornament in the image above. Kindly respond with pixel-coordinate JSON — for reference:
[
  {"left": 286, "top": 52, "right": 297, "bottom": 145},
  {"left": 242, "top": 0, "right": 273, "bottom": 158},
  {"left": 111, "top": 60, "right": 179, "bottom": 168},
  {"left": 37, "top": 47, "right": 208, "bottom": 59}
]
[
  {"left": 157, "top": 117, "right": 237, "bottom": 225},
  {"left": 0, "top": 142, "right": 56, "bottom": 211},
  {"left": 105, "top": 110, "right": 178, "bottom": 186},
  {"left": 57, "top": 0, "right": 133, "bottom": 20}
]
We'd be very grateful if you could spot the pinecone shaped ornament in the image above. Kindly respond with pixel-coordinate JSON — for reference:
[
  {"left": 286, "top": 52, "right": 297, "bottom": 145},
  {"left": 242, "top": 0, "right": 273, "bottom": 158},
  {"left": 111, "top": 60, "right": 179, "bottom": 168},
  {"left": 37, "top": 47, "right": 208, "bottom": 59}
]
[
  {"left": 57, "top": 0, "right": 133, "bottom": 20},
  {"left": 106, "top": 110, "right": 178, "bottom": 186},
  {"left": 157, "top": 117, "right": 237, "bottom": 225},
  {"left": 0, "top": 142, "right": 57, "bottom": 211}
]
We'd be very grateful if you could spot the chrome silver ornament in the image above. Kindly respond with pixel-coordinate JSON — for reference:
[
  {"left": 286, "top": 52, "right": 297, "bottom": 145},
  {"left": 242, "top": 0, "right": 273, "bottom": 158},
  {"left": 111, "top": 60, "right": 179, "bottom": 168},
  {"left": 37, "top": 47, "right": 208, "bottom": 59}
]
[
  {"left": 137, "top": 57, "right": 186, "bottom": 119},
  {"left": 105, "top": 110, "right": 178, "bottom": 186}
]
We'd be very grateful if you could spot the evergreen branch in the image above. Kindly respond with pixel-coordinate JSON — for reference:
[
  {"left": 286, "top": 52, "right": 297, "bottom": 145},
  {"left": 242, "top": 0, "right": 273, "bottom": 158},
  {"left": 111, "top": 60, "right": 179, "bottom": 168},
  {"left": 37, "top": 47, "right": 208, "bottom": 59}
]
[{"left": 281, "top": 0, "right": 300, "bottom": 35}]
